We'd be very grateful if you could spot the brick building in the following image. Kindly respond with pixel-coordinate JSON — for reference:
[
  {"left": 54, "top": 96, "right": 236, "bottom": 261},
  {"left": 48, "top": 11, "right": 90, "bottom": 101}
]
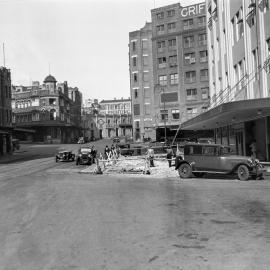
[
  {"left": 12, "top": 74, "right": 82, "bottom": 143},
  {"left": 0, "top": 67, "right": 12, "bottom": 156},
  {"left": 129, "top": 2, "right": 210, "bottom": 142}
]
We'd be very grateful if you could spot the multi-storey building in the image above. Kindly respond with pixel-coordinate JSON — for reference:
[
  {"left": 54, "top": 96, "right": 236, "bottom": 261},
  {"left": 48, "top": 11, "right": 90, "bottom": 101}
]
[
  {"left": 151, "top": 2, "right": 209, "bottom": 141},
  {"left": 98, "top": 98, "right": 132, "bottom": 138},
  {"left": 0, "top": 67, "right": 12, "bottom": 156},
  {"left": 181, "top": 0, "right": 270, "bottom": 160},
  {"left": 129, "top": 22, "right": 155, "bottom": 141},
  {"left": 12, "top": 74, "right": 82, "bottom": 143}
]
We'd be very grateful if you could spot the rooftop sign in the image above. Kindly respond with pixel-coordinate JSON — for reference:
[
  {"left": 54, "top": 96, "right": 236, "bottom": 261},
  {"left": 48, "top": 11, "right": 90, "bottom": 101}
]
[{"left": 180, "top": 3, "right": 205, "bottom": 17}]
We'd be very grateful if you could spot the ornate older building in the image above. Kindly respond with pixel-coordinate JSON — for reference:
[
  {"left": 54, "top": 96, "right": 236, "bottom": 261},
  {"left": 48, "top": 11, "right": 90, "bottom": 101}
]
[
  {"left": 12, "top": 74, "right": 82, "bottom": 143},
  {"left": 0, "top": 67, "right": 12, "bottom": 156}
]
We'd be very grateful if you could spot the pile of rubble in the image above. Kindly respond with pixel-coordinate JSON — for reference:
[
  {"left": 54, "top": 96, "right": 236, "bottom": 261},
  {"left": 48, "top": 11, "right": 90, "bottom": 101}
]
[{"left": 80, "top": 156, "right": 179, "bottom": 179}]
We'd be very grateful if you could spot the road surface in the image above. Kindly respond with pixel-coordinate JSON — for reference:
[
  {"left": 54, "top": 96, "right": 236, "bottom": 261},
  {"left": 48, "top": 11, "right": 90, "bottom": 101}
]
[{"left": 0, "top": 142, "right": 269, "bottom": 270}]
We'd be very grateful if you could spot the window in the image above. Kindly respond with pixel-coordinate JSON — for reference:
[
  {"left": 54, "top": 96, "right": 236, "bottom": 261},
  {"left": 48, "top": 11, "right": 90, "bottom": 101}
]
[
  {"left": 200, "top": 69, "right": 209, "bottom": 81},
  {"left": 168, "top": 38, "right": 176, "bottom": 49},
  {"left": 157, "top": 12, "right": 164, "bottom": 19},
  {"left": 159, "top": 75, "right": 167, "bottom": 86},
  {"left": 172, "top": 109, "right": 179, "bottom": 119},
  {"left": 168, "top": 22, "right": 176, "bottom": 32},
  {"left": 49, "top": 98, "right": 56, "bottom": 105},
  {"left": 143, "top": 55, "right": 148, "bottom": 66},
  {"left": 199, "top": 51, "right": 208, "bottom": 62},
  {"left": 186, "top": 107, "right": 198, "bottom": 117},
  {"left": 160, "top": 110, "right": 168, "bottom": 120},
  {"left": 133, "top": 73, "right": 138, "bottom": 83},
  {"left": 157, "top": 40, "right": 165, "bottom": 52},
  {"left": 144, "top": 104, "right": 150, "bottom": 115},
  {"left": 158, "top": 57, "right": 166, "bottom": 68},
  {"left": 134, "top": 104, "right": 140, "bottom": 116},
  {"left": 186, "top": 89, "right": 197, "bottom": 100},
  {"left": 201, "top": 87, "right": 209, "bottom": 99},
  {"left": 144, "top": 88, "right": 150, "bottom": 98},
  {"left": 198, "top": 33, "right": 207, "bottom": 46},
  {"left": 185, "top": 71, "right": 196, "bottom": 83},
  {"left": 184, "top": 52, "right": 196, "bottom": 64},
  {"left": 50, "top": 109, "right": 56, "bottom": 120},
  {"left": 134, "top": 89, "right": 138, "bottom": 99},
  {"left": 132, "top": 41, "right": 136, "bottom": 51},
  {"left": 132, "top": 57, "right": 137, "bottom": 67},
  {"left": 167, "top": 9, "right": 175, "bottom": 17},
  {"left": 142, "top": 40, "right": 148, "bottom": 49},
  {"left": 169, "top": 55, "right": 177, "bottom": 67},
  {"left": 183, "top": 36, "right": 194, "bottom": 48},
  {"left": 198, "top": 16, "right": 206, "bottom": 26},
  {"left": 266, "top": 38, "right": 270, "bottom": 56},
  {"left": 183, "top": 19, "right": 193, "bottom": 30},
  {"left": 157, "top": 24, "right": 165, "bottom": 34},
  {"left": 143, "top": 71, "right": 149, "bottom": 82},
  {"left": 170, "top": 73, "right": 179, "bottom": 85},
  {"left": 237, "top": 9, "right": 244, "bottom": 39}
]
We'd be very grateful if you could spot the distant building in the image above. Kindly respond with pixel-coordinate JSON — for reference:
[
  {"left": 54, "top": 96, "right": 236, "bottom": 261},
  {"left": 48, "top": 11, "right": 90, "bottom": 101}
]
[
  {"left": 129, "top": 22, "right": 155, "bottom": 141},
  {"left": 0, "top": 67, "right": 12, "bottom": 156},
  {"left": 99, "top": 98, "right": 132, "bottom": 138},
  {"left": 12, "top": 74, "right": 82, "bottom": 143}
]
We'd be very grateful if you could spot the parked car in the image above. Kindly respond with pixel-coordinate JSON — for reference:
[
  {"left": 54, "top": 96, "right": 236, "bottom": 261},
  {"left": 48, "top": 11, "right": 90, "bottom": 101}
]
[
  {"left": 76, "top": 147, "right": 93, "bottom": 165},
  {"left": 113, "top": 136, "right": 120, "bottom": 143},
  {"left": 12, "top": 139, "right": 20, "bottom": 151},
  {"left": 77, "top": 137, "right": 85, "bottom": 144},
  {"left": 56, "top": 151, "right": 75, "bottom": 162},
  {"left": 175, "top": 143, "right": 264, "bottom": 181}
]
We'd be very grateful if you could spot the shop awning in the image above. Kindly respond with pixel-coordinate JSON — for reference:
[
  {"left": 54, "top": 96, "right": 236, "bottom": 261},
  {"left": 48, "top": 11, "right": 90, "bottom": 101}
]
[{"left": 181, "top": 98, "right": 270, "bottom": 130}]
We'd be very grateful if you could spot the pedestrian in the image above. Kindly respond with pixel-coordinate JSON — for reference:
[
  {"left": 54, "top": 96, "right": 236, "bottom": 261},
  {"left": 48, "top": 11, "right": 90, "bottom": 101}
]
[
  {"left": 104, "top": 145, "right": 110, "bottom": 159},
  {"left": 250, "top": 140, "right": 257, "bottom": 159},
  {"left": 146, "top": 146, "right": 155, "bottom": 167},
  {"left": 91, "top": 145, "right": 97, "bottom": 163},
  {"left": 166, "top": 148, "right": 174, "bottom": 167}
]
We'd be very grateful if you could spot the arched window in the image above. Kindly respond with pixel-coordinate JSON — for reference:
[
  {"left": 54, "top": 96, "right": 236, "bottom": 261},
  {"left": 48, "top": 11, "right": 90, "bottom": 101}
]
[{"left": 50, "top": 109, "right": 56, "bottom": 120}]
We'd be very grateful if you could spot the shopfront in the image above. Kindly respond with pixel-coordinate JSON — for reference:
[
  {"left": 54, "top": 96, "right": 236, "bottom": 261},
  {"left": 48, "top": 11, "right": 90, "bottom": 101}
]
[{"left": 181, "top": 98, "right": 270, "bottom": 161}]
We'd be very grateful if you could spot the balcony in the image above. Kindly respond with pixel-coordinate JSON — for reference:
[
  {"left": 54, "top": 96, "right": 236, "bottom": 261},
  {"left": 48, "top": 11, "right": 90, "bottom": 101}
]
[{"left": 208, "top": 16, "right": 213, "bottom": 30}]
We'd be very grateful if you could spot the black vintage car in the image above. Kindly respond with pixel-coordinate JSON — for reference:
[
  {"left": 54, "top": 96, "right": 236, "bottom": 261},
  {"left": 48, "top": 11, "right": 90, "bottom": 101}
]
[
  {"left": 76, "top": 147, "right": 93, "bottom": 165},
  {"left": 56, "top": 151, "right": 75, "bottom": 162}
]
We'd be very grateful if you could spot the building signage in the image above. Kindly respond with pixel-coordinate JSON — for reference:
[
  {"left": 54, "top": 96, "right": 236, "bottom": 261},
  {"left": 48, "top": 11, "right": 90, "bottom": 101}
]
[{"left": 180, "top": 3, "right": 205, "bottom": 17}]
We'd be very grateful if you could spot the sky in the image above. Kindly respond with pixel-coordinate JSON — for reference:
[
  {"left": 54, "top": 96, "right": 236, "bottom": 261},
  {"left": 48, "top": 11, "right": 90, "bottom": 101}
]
[{"left": 0, "top": 0, "right": 202, "bottom": 102}]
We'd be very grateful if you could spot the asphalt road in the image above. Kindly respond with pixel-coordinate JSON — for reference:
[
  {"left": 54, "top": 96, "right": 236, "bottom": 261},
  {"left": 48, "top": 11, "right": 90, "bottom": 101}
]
[{"left": 0, "top": 141, "right": 270, "bottom": 269}]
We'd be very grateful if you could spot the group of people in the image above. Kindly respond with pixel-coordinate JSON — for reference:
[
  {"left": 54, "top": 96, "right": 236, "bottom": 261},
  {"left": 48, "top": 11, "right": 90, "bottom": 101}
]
[{"left": 104, "top": 144, "right": 121, "bottom": 159}]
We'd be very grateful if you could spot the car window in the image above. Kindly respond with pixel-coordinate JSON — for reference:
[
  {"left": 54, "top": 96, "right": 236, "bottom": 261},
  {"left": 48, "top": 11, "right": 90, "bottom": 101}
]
[
  {"left": 80, "top": 148, "right": 91, "bottom": 153},
  {"left": 220, "top": 147, "right": 230, "bottom": 155},
  {"left": 184, "top": 145, "right": 202, "bottom": 155},
  {"left": 202, "top": 146, "right": 218, "bottom": 156}
]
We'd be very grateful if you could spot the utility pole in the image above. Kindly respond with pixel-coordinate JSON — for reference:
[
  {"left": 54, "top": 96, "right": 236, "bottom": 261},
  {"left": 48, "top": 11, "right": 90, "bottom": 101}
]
[{"left": 161, "top": 87, "right": 167, "bottom": 144}]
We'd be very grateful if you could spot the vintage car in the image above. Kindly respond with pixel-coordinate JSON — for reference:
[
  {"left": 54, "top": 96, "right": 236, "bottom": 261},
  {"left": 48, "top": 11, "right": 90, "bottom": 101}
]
[
  {"left": 55, "top": 151, "right": 75, "bottom": 162},
  {"left": 77, "top": 137, "right": 85, "bottom": 144},
  {"left": 113, "top": 137, "right": 120, "bottom": 143},
  {"left": 175, "top": 143, "right": 264, "bottom": 181},
  {"left": 76, "top": 147, "right": 93, "bottom": 165}
]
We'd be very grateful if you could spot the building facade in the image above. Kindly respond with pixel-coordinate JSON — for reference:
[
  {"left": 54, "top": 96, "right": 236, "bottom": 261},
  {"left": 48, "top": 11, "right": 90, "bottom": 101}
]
[
  {"left": 0, "top": 67, "right": 12, "bottom": 156},
  {"left": 129, "top": 22, "right": 155, "bottom": 141},
  {"left": 12, "top": 75, "right": 82, "bottom": 143},
  {"left": 129, "top": 2, "right": 210, "bottom": 142},
  {"left": 181, "top": 0, "right": 270, "bottom": 160},
  {"left": 98, "top": 98, "right": 132, "bottom": 139},
  {"left": 151, "top": 2, "right": 209, "bottom": 141}
]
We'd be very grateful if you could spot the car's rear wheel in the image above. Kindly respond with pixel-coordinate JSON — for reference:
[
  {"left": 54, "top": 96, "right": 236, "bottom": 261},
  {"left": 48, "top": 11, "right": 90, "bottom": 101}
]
[
  {"left": 237, "top": 165, "right": 249, "bottom": 181},
  {"left": 178, "top": 163, "right": 192, "bottom": 178}
]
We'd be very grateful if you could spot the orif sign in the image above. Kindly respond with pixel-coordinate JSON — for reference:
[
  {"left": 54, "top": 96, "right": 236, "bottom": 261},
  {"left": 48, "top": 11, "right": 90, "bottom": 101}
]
[{"left": 180, "top": 3, "right": 206, "bottom": 17}]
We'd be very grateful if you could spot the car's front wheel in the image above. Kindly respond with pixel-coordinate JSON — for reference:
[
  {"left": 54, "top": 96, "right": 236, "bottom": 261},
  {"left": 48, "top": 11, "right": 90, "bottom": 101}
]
[
  {"left": 237, "top": 165, "right": 249, "bottom": 181},
  {"left": 178, "top": 163, "right": 192, "bottom": 178}
]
